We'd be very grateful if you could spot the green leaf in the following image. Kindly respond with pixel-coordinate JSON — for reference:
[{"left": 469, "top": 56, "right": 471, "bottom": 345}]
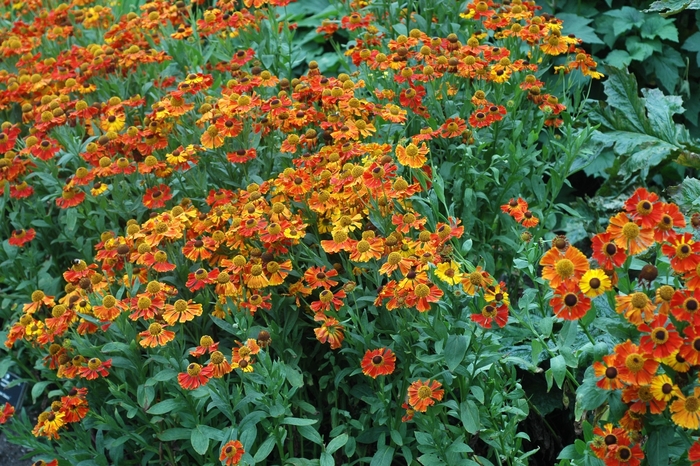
[
  {"left": 158, "top": 428, "right": 192, "bottom": 441},
  {"left": 649, "top": 49, "right": 685, "bottom": 93},
  {"left": 640, "top": 15, "right": 678, "bottom": 41},
  {"left": 558, "top": 13, "right": 603, "bottom": 45},
  {"left": 549, "top": 355, "right": 567, "bottom": 389},
  {"left": 647, "top": 0, "right": 700, "bottom": 15},
  {"left": 254, "top": 437, "right": 276, "bottom": 463},
  {"left": 444, "top": 335, "right": 468, "bottom": 371},
  {"left": 190, "top": 426, "right": 209, "bottom": 456},
  {"left": 460, "top": 400, "right": 480, "bottom": 434},
  {"left": 282, "top": 417, "right": 318, "bottom": 426},
  {"left": 624, "top": 36, "right": 659, "bottom": 62},
  {"left": 31, "top": 380, "right": 52, "bottom": 403},
  {"left": 297, "top": 425, "right": 323, "bottom": 446},
  {"left": 285, "top": 366, "right": 304, "bottom": 388},
  {"left": 320, "top": 452, "right": 334, "bottom": 466},
  {"left": 601, "top": 67, "right": 648, "bottom": 133},
  {"left": 370, "top": 445, "right": 395, "bottom": 466},
  {"left": 605, "top": 7, "right": 645, "bottom": 36},
  {"left": 327, "top": 433, "right": 348, "bottom": 455},
  {"left": 147, "top": 398, "right": 184, "bottom": 415},
  {"left": 681, "top": 31, "right": 700, "bottom": 66},
  {"left": 669, "top": 177, "right": 700, "bottom": 209},
  {"left": 575, "top": 376, "right": 609, "bottom": 411},
  {"left": 646, "top": 427, "right": 675, "bottom": 466}
]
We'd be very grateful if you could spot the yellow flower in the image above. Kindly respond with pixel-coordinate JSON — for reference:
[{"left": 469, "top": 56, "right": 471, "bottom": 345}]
[
  {"left": 579, "top": 269, "right": 612, "bottom": 298},
  {"left": 434, "top": 261, "right": 462, "bottom": 286}
]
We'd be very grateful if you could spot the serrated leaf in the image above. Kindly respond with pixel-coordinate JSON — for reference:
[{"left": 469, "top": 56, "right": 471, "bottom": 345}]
[
  {"left": 681, "top": 31, "right": 700, "bottom": 66},
  {"left": 647, "top": 0, "right": 700, "bottom": 15},
  {"left": 649, "top": 49, "right": 685, "bottom": 92},
  {"left": 558, "top": 13, "right": 604, "bottom": 45}
]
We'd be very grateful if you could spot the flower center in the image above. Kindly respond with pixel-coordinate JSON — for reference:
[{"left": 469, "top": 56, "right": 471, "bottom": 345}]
[
  {"left": 685, "top": 396, "right": 700, "bottom": 413},
  {"left": 372, "top": 355, "right": 383, "bottom": 365},
  {"left": 685, "top": 298, "right": 699, "bottom": 312},
  {"left": 605, "top": 367, "right": 617, "bottom": 379},
  {"left": 625, "top": 353, "right": 644, "bottom": 372},
  {"left": 417, "top": 386, "right": 433, "bottom": 399},
  {"left": 148, "top": 323, "right": 162, "bottom": 335},
  {"left": 415, "top": 284, "right": 430, "bottom": 298},
  {"left": 187, "top": 363, "right": 202, "bottom": 376},
  {"left": 555, "top": 259, "right": 574, "bottom": 279},
  {"left": 630, "top": 292, "right": 648, "bottom": 309},
  {"left": 605, "top": 243, "right": 617, "bottom": 256},
  {"left": 636, "top": 200, "right": 652, "bottom": 215},
  {"left": 622, "top": 222, "right": 640, "bottom": 240},
  {"left": 564, "top": 293, "right": 578, "bottom": 307},
  {"left": 589, "top": 278, "right": 601, "bottom": 289},
  {"left": 658, "top": 285, "right": 674, "bottom": 301}
]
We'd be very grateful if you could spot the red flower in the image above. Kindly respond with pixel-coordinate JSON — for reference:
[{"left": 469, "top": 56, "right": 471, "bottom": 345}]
[
  {"left": 662, "top": 232, "right": 700, "bottom": 273},
  {"left": 361, "top": 348, "right": 396, "bottom": 378},
  {"left": 549, "top": 281, "right": 591, "bottom": 320},
  {"left": 77, "top": 358, "right": 112, "bottom": 380},
  {"left": 591, "top": 232, "right": 627, "bottom": 269},
  {"left": 178, "top": 363, "right": 214, "bottom": 390},
  {"left": 625, "top": 187, "right": 662, "bottom": 229},
  {"left": 142, "top": 184, "right": 172, "bottom": 209},
  {"left": 0, "top": 402, "right": 14, "bottom": 424},
  {"left": 471, "top": 303, "right": 509, "bottom": 328},
  {"left": 638, "top": 315, "right": 682, "bottom": 359},
  {"left": 8, "top": 228, "right": 36, "bottom": 247}
]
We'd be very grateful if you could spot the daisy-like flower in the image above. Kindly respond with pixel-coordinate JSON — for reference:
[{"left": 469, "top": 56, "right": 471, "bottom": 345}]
[
  {"left": 615, "top": 292, "right": 655, "bottom": 326},
  {"left": 461, "top": 267, "right": 493, "bottom": 295},
  {"left": 395, "top": 142, "right": 429, "bottom": 168},
  {"left": 191, "top": 335, "right": 219, "bottom": 357},
  {"left": 579, "top": 269, "right": 612, "bottom": 298},
  {"left": 590, "top": 423, "right": 628, "bottom": 459},
  {"left": 138, "top": 323, "right": 176, "bottom": 348},
  {"left": 624, "top": 187, "right": 662, "bottom": 229},
  {"left": 670, "top": 289, "right": 700, "bottom": 325},
  {"left": 471, "top": 303, "right": 509, "bottom": 328},
  {"left": 649, "top": 374, "right": 679, "bottom": 402},
  {"left": 163, "top": 299, "right": 202, "bottom": 325},
  {"left": 361, "top": 348, "right": 396, "bottom": 378},
  {"left": 671, "top": 386, "right": 700, "bottom": 429},
  {"left": 604, "top": 443, "right": 644, "bottom": 466},
  {"left": 314, "top": 317, "right": 345, "bottom": 349},
  {"left": 219, "top": 440, "right": 245, "bottom": 466},
  {"left": 593, "top": 354, "right": 624, "bottom": 390},
  {"left": 207, "top": 351, "right": 232, "bottom": 378},
  {"left": 591, "top": 232, "right": 627, "bottom": 270},
  {"left": 9, "top": 228, "right": 36, "bottom": 247},
  {"left": 78, "top": 357, "right": 112, "bottom": 380},
  {"left": 412, "top": 283, "right": 444, "bottom": 312},
  {"left": 0, "top": 402, "right": 15, "bottom": 424},
  {"left": 613, "top": 340, "right": 658, "bottom": 386},
  {"left": 662, "top": 232, "right": 700, "bottom": 273},
  {"left": 407, "top": 379, "right": 444, "bottom": 412},
  {"left": 680, "top": 325, "right": 700, "bottom": 365},
  {"left": 607, "top": 212, "right": 654, "bottom": 256},
  {"left": 549, "top": 281, "right": 590, "bottom": 320},
  {"left": 638, "top": 315, "right": 682, "bottom": 359},
  {"left": 178, "top": 363, "right": 214, "bottom": 390},
  {"left": 540, "top": 245, "right": 589, "bottom": 289},
  {"left": 655, "top": 285, "right": 675, "bottom": 315},
  {"left": 142, "top": 184, "right": 172, "bottom": 209},
  {"left": 654, "top": 202, "right": 685, "bottom": 242}
]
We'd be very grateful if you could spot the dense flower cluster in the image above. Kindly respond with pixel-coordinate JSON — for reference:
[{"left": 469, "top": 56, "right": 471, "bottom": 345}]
[{"left": 0, "top": 0, "right": 609, "bottom": 463}]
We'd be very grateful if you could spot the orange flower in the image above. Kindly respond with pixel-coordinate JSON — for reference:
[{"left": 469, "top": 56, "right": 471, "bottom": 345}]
[
  {"left": 613, "top": 340, "right": 658, "bottom": 386},
  {"left": 540, "top": 245, "right": 589, "bottom": 289},
  {"left": 395, "top": 142, "right": 429, "bottom": 168},
  {"left": 163, "top": 299, "right": 202, "bottom": 325},
  {"left": 220, "top": 440, "right": 245, "bottom": 465},
  {"left": 314, "top": 316, "right": 344, "bottom": 349},
  {"left": 593, "top": 354, "right": 624, "bottom": 390},
  {"left": 615, "top": 292, "right": 655, "bottom": 326},
  {"left": 361, "top": 348, "right": 396, "bottom": 378},
  {"left": 471, "top": 303, "right": 509, "bottom": 328},
  {"left": 207, "top": 351, "right": 232, "bottom": 378},
  {"left": 138, "top": 323, "right": 176, "bottom": 347},
  {"left": 671, "top": 386, "right": 700, "bottom": 429},
  {"left": 591, "top": 232, "right": 627, "bottom": 270},
  {"left": 190, "top": 335, "right": 219, "bottom": 357},
  {"left": 670, "top": 289, "right": 700, "bottom": 325},
  {"left": 407, "top": 379, "right": 444, "bottom": 412},
  {"left": 178, "top": 363, "right": 214, "bottom": 390},
  {"left": 606, "top": 212, "right": 654, "bottom": 256}
]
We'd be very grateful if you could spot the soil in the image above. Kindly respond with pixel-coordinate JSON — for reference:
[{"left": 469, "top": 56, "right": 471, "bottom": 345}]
[{"left": 0, "top": 431, "right": 34, "bottom": 466}]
